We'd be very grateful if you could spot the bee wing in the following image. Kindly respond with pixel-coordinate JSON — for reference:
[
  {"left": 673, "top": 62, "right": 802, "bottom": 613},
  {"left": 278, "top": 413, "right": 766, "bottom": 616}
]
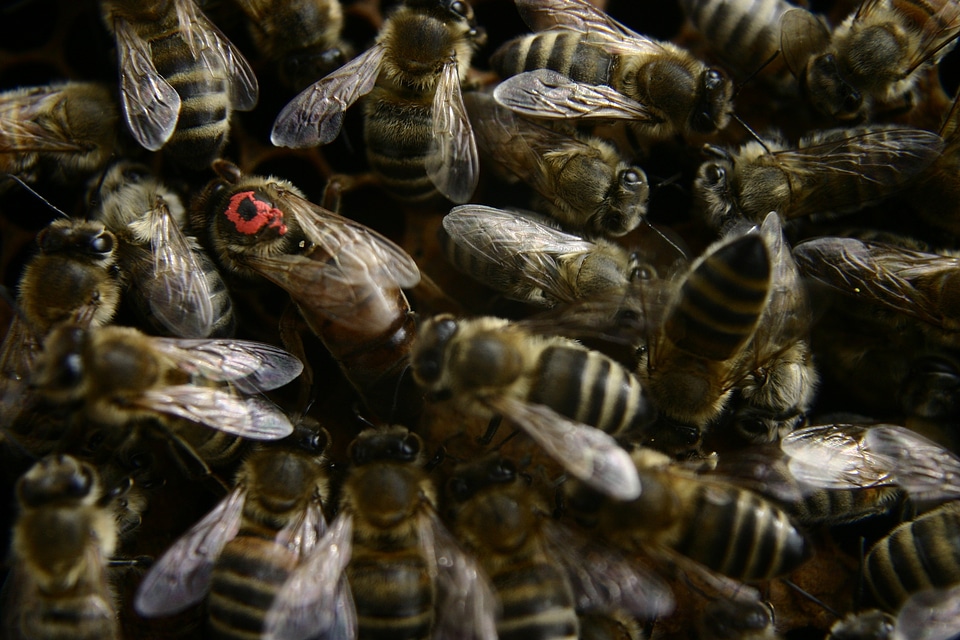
[
  {"left": 174, "top": 0, "right": 259, "bottom": 110},
  {"left": 494, "top": 69, "right": 658, "bottom": 122},
  {"left": 780, "top": 423, "right": 896, "bottom": 489},
  {"left": 864, "top": 425, "right": 960, "bottom": 502},
  {"left": 420, "top": 510, "right": 498, "bottom": 640},
  {"left": 271, "top": 43, "right": 385, "bottom": 148},
  {"left": 779, "top": 8, "right": 831, "bottom": 78},
  {"left": 772, "top": 129, "right": 943, "bottom": 218},
  {"left": 487, "top": 396, "right": 642, "bottom": 501},
  {"left": 426, "top": 56, "right": 479, "bottom": 203},
  {"left": 141, "top": 198, "right": 215, "bottom": 338},
  {"left": 444, "top": 205, "right": 594, "bottom": 303},
  {"left": 852, "top": 0, "right": 960, "bottom": 75},
  {"left": 113, "top": 16, "right": 181, "bottom": 151},
  {"left": 514, "top": 0, "right": 647, "bottom": 44},
  {"left": 542, "top": 521, "right": 675, "bottom": 618},
  {"left": 0, "top": 315, "right": 41, "bottom": 425},
  {"left": 793, "top": 236, "right": 960, "bottom": 328},
  {"left": 136, "top": 386, "right": 295, "bottom": 439},
  {"left": 264, "top": 513, "right": 355, "bottom": 640},
  {"left": 896, "top": 583, "right": 960, "bottom": 640},
  {"left": 276, "top": 496, "right": 328, "bottom": 559},
  {"left": 0, "top": 87, "right": 90, "bottom": 153},
  {"left": 134, "top": 486, "right": 245, "bottom": 617},
  {"left": 151, "top": 338, "right": 304, "bottom": 392}
]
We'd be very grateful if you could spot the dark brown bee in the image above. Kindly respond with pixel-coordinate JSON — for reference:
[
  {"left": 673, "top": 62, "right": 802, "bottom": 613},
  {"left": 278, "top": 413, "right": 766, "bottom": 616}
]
[
  {"left": 491, "top": 0, "right": 734, "bottom": 139},
  {"left": 0, "top": 82, "right": 119, "bottom": 189},
  {"left": 194, "top": 161, "right": 422, "bottom": 423},
  {"left": 271, "top": 0, "right": 487, "bottom": 203},
  {"left": 780, "top": 0, "right": 960, "bottom": 120},
  {"left": 99, "top": 0, "right": 259, "bottom": 169}
]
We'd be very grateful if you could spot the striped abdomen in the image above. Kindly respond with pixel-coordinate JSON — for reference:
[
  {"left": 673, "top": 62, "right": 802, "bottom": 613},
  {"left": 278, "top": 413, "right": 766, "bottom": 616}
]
[
  {"left": 208, "top": 531, "right": 299, "bottom": 640},
  {"left": 789, "top": 486, "right": 902, "bottom": 527},
  {"left": 492, "top": 561, "right": 578, "bottom": 640},
  {"left": 147, "top": 22, "right": 231, "bottom": 169},
  {"left": 348, "top": 545, "right": 435, "bottom": 640},
  {"left": 19, "top": 593, "right": 119, "bottom": 640},
  {"left": 364, "top": 90, "right": 437, "bottom": 203},
  {"left": 666, "top": 476, "right": 809, "bottom": 581},
  {"left": 528, "top": 345, "right": 653, "bottom": 435},
  {"left": 666, "top": 233, "right": 770, "bottom": 361},
  {"left": 678, "top": 0, "right": 790, "bottom": 75},
  {"left": 865, "top": 501, "right": 960, "bottom": 611},
  {"left": 491, "top": 31, "right": 619, "bottom": 87}
]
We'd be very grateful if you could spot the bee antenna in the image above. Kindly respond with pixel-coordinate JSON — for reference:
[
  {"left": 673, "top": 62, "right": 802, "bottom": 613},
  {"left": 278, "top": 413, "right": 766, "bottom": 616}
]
[
  {"left": 644, "top": 219, "right": 688, "bottom": 262},
  {"left": 351, "top": 407, "right": 378, "bottom": 430},
  {"left": 5, "top": 174, "right": 69, "bottom": 218},
  {"left": 781, "top": 578, "right": 841, "bottom": 618},
  {"left": 939, "top": 86, "right": 960, "bottom": 139},
  {"left": 732, "top": 114, "right": 771, "bottom": 153},
  {"left": 733, "top": 50, "right": 781, "bottom": 99}
]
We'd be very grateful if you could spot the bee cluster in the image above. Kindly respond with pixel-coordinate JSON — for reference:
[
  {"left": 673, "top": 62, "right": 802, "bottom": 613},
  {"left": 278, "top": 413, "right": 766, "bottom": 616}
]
[{"left": 3, "top": 0, "right": 960, "bottom": 638}]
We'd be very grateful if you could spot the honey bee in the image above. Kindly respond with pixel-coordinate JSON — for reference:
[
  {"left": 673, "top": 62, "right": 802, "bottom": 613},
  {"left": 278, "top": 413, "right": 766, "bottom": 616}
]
[
  {"left": 440, "top": 205, "right": 648, "bottom": 308},
  {"left": 271, "top": 0, "right": 487, "bottom": 204},
  {"left": 637, "top": 229, "right": 770, "bottom": 435},
  {"left": 464, "top": 92, "right": 649, "bottom": 238},
  {"left": 490, "top": 0, "right": 734, "bottom": 139},
  {"left": 193, "top": 161, "right": 422, "bottom": 423},
  {"left": 99, "top": 0, "right": 259, "bottom": 169},
  {"left": 723, "top": 213, "right": 818, "bottom": 444},
  {"left": 412, "top": 313, "right": 654, "bottom": 500},
  {"left": 0, "top": 82, "right": 119, "bottom": 188},
  {"left": 698, "top": 598, "right": 781, "bottom": 640},
  {"left": 448, "top": 454, "right": 674, "bottom": 640},
  {"left": 232, "top": 0, "right": 350, "bottom": 90},
  {"left": 0, "top": 218, "right": 122, "bottom": 425},
  {"left": 792, "top": 235, "right": 960, "bottom": 348},
  {"left": 694, "top": 126, "right": 943, "bottom": 230},
  {"left": 91, "top": 161, "right": 235, "bottom": 339},
  {"left": 565, "top": 447, "right": 811, "bottom": 583},
  {"left": 780, "top": 0, "right": 960, "bottom": 120},
  {"left": 133, "top": 420, "right": 344, "bottom": 639},
  {"left": 678, "top": 0, "right": 795, "bottom": 81},
  {"left": 262, "top": 426, "right": 497, "bottom": 640},
  {"left": 29, "top": 322, "right": 303, "bottom": 441},
  {"left": 2, "top": 455, "right": 123, "bottom": 640}
]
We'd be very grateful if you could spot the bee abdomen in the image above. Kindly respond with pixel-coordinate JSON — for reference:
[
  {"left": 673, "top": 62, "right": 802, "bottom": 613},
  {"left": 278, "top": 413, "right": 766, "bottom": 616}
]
[
  {"left": 680, "top": 0, "right": 787, "bottom": 71},
  {"left": 493, "top": 563, "right": 579, "bottom": 640},
  {"left": 865, "top": 502, "right": 960, "bottom": 611},
  {"left": 349, "top": 552, "right": 434, "bottom": 640},
  {"left": 22, "top": 596, "right": 119, "bottom": 640},
  {"left": 666, "top": 234, "right": 769, "bottom": 361},
  {"left": 491, "top": 32, "right": 616, "bottom": 85},
  {"left": 672, "top": 486, "right": 808, "bottom": 580},
  {"left": 208, "top": 536, "right": 299, "bottom": 640},
  {"left": 791, "top": 487, "right": 900, "bottom": 526},
  {"left": 365, "top": 92, "right": 437, "bottom": 203},
  {"left": 199, "top": 251, "right": 237, "bottom": 338},
  {"left": 529, "top": 346, "right": 653, "bottom": 435}
]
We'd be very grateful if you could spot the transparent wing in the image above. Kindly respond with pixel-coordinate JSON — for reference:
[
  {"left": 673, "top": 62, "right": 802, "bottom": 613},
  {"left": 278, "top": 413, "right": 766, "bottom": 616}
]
[
  {"left": 543, "top": 522, "right": 675, "bottom": 618},
  {"left": 276, "top": 497, "right": 328, "bottom": 559},
  {"left": 174, "top": 0, "right": 259, "bottom": 110},
  {"left": 780, "top": 423, "right": 896, "bottom": 489},
  {"left": 113, "top": 16, "right": 181, "bottom": 150},
  {"left": 871, "top": 0, "right": 960, "bottom": 74},
  {"left": 0, "top": 315, "right": 41, "bottom": 425},
  {"left": 143, "top": 197, "right": 215, "bottom": 338},
  {"left": 896, "top": 583, "right": 960, "bottom": 640},
  {"left": 443, "top": 205, "right": 593, "bottom": 303},
  {"left": 514, "top": 0, "right": 653, "bottom": 47},
  {"left": 150, "top": 338, "right": 304, "bottom": 392},
  {"left": 137, "top": 386, "right": 295, "bottom": 439},
  {"left": 779, "top": 8, "right": 830, "bottom": 78},
  {"left": 426, "top": 57, "right": 479, "bottom": 203},
  {"left": 271, "top": 43, "right": 385, "bottom": 148},
  {"left": 264, "top": 513, "right": 354, "bottom": 640},
  {"left": 488, "top": 396, "right": 642, "bottom": 501},
  {"left": 494, "top": 69, "right": 658, "bottom": 121},
  {"left": 420, "top": 510, "right": 498, "bottom": 640},
  {"left": 0, "top": 86, "right": 89, "bottom": 153},
  {"left": 134, "top": 487, "right": 245, "bottom": 617},
  {"left": 793, "top": 236, "right": 960, "bottom": 329},
  {"left": 864, "top": 424, "right": 960, "bottom": 502}
]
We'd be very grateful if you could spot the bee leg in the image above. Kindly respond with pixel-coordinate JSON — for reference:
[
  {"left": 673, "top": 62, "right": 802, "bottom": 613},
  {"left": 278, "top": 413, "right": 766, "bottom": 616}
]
[
  {"left": 322, "top": 172, "right": 381, "bottom": 212},
  {"left": 477, "top": 415, "right": 502, "bottom": 445}
]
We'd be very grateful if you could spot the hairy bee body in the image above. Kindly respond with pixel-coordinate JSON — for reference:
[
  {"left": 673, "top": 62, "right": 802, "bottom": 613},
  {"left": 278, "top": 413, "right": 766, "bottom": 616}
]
[
  {"left": 679, "top": 0, "right": 794, "bottom": 78},
  {"left": 101, "top": 0, "right": 258, "bottom": 169},
  {"left": 865, "top": 500, "right": 960, "bottom": 611},
  {"left": 5, "top": 456, "right": 120, "bottom": 640},
  {"left": 0, "top": 82, "right": 119, "bottom": 188}
]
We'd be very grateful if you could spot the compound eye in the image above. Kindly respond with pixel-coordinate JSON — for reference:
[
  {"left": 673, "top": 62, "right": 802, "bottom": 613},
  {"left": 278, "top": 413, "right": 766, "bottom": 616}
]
[
  {"left": 705, "top": 164, "right": 726, "bottom": 186},
  {"left": 450, "top": 0, "right": 468, "bottom": 17},
  {"left": 90, "top": 232, "right": 115, "bottom": 255},
  {"left": 621, "top": 169, "right": 642, "bottom": 189},
  {"left": 704, "top": 69, "right": 723, "bottom": 91}
]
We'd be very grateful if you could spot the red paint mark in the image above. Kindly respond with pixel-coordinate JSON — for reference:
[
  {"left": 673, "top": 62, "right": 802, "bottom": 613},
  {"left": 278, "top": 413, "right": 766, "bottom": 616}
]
[{"left": 224, "top": 191, "right": 288, "bottom": 236}]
